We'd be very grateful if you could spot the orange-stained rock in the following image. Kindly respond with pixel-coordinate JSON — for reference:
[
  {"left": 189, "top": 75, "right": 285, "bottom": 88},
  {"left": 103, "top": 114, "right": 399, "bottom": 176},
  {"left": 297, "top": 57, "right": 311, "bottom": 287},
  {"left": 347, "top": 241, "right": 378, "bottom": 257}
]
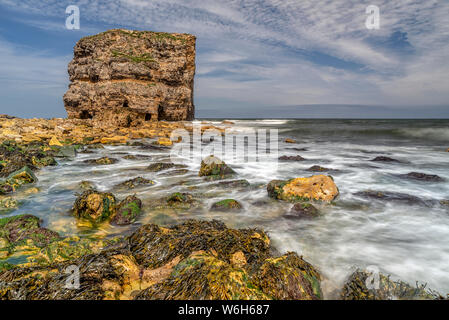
[
  {"left": 155, "top": 137, "right": 173, "bottom": 146},
  {"left": 100, "top": 136, "right": 128, "bottom": 144},
  {"left": 49, "top": 136, "right": 63, "bottom": 146},
  {"left": 267, "top": 175, "right": 339, "bottom": 202}
]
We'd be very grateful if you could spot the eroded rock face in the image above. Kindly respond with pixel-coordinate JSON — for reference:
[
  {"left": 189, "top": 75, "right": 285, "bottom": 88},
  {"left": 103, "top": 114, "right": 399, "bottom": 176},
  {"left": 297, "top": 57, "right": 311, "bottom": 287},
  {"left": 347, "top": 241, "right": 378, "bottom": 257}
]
[{"left": 64, "top": 29, "right": 196, "bottom": 126}]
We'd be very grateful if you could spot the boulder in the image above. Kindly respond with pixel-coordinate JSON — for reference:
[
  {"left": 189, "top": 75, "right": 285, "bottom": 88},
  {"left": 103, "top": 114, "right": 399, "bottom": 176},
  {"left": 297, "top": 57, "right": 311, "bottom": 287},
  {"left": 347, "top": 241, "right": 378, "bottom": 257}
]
[
  {"left": 6, "top": 166, "right": 37, "bottom": 184},
  {"left": 72, "top": 190, "right": 117, "bottom": 223},
  {"left": 199, "top": 155, "right": 236, "bottom": 179},
  {"left": 400, "top": 172, "right": 444, "bottom": 182},
  {"left": 268, "top": 175, "right": 339, "bottom": 202},
  {"left": 307, "top": 165, "right": 331, "bottom": 172},
  {"left": 165, "top": 192, "right": 199, "bottom": 209},
  {"left": 279, "top": 155, "right": 305, "bottom": 161},
  {"left": 370, "top": 156, "right": 400, "bottom": 163},
  {"left": 210, "top": 199, "right": 243, "bottom": 212},
  {"left": 111, "top": 195, "right": 142, "bottom": 225}
]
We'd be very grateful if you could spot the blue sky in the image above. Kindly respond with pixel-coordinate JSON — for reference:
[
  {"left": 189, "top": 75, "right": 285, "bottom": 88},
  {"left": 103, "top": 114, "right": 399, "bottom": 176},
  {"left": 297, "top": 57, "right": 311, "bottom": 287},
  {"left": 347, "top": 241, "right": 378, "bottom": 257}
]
[{"left": 0, "top": 0, "right": 448, "bottom": 118}]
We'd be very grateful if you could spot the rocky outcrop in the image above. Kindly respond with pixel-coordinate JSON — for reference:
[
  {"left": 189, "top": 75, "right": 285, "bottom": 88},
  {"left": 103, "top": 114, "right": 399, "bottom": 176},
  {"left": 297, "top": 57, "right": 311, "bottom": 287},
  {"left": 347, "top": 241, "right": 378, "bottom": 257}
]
[{"left": 63, "top": 29, "right": 196, "bottom": 126}]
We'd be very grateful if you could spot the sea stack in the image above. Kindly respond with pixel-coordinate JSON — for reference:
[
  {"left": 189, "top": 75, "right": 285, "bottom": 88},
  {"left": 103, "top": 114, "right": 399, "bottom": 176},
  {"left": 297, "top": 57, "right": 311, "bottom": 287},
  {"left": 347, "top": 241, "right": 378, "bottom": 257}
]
[{"left": 63, "top": 29, "right": 196, "bottom": 126}]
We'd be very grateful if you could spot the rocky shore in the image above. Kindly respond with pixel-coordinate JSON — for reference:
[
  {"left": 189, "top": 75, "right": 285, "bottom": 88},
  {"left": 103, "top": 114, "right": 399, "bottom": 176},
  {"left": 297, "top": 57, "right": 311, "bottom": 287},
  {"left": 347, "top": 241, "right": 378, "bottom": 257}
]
[{"left": 0, "top": 120, "right": 445, "bottom": 300}]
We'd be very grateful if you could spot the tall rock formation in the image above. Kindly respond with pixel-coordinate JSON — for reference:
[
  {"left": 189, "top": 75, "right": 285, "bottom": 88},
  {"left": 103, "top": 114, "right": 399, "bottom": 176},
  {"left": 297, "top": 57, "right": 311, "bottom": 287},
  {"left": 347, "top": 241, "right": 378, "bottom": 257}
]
[{"left": 63, "top": 29, "right": 196, "bottom": 126}]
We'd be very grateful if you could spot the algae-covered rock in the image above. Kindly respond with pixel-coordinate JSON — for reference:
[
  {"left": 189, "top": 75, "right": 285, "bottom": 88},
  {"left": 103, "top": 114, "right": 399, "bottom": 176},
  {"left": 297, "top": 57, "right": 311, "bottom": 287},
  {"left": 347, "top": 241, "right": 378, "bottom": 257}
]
[
  {"left": 268, "top": 175, "right": 339, "bottom": 202},
  {"left": 0, "top": 214, "right": 60, "bottom": 249},
  {"left": 254, "top": 252, "right": 322, "bottom": 300},
  {"left": 0, "top": 219, "right": 322, "bottom": 301},
  {"left": 0, "top": 141, "right": 56, "bottom": 177},
  {"left": 199, "top": 155, "right": 236, "bottom": 179},
  {"left": 164, "top": 192, "right": 199, "bottom": 210},
  {"left": 135, "top": 251, "right": 270, "bottom": 300},
  {"left": 0, "top": 166, "right": 38, "bottom": 195},
  {"left": 72, "top": 190, "right": 117, "bottom": 223},
  {"left": 115, "top": 177, "right": 154, "bottom": 189},
  {"left": 146, "top": 162, "right": 186, "bottom": 172},
  {"left": 341, "top": 269, "right": 437, "bottom": 300},
  {"left": 0, "top": 197, "right": 19, "bottom": 212},
  {"left": 210, "top": 199, "right": 243, "bottom": 212},
  {"left": 128, "top": 220, "right": 271, "bottom": 269},
  {"left": 6, "top": 166, "right": 37, "bottom": 185},
  {"left": 111, "top": 195, "right": 142, "bottom": 225}
]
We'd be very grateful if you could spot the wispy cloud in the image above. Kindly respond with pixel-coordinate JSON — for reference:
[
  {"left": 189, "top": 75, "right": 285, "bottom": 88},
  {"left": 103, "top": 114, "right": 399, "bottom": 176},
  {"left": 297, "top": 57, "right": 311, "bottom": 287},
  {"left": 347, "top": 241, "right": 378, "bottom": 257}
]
[{"left": 0, "top": 0, "right": 448, "bottom": 117}]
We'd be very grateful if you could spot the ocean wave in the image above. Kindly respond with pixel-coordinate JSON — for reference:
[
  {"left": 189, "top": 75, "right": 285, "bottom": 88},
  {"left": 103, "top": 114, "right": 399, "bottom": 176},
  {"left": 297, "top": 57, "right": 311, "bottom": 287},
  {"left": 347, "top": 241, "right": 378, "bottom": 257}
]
[{"left": 397, "top": 128, "right": 449, "bottom": 141}]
